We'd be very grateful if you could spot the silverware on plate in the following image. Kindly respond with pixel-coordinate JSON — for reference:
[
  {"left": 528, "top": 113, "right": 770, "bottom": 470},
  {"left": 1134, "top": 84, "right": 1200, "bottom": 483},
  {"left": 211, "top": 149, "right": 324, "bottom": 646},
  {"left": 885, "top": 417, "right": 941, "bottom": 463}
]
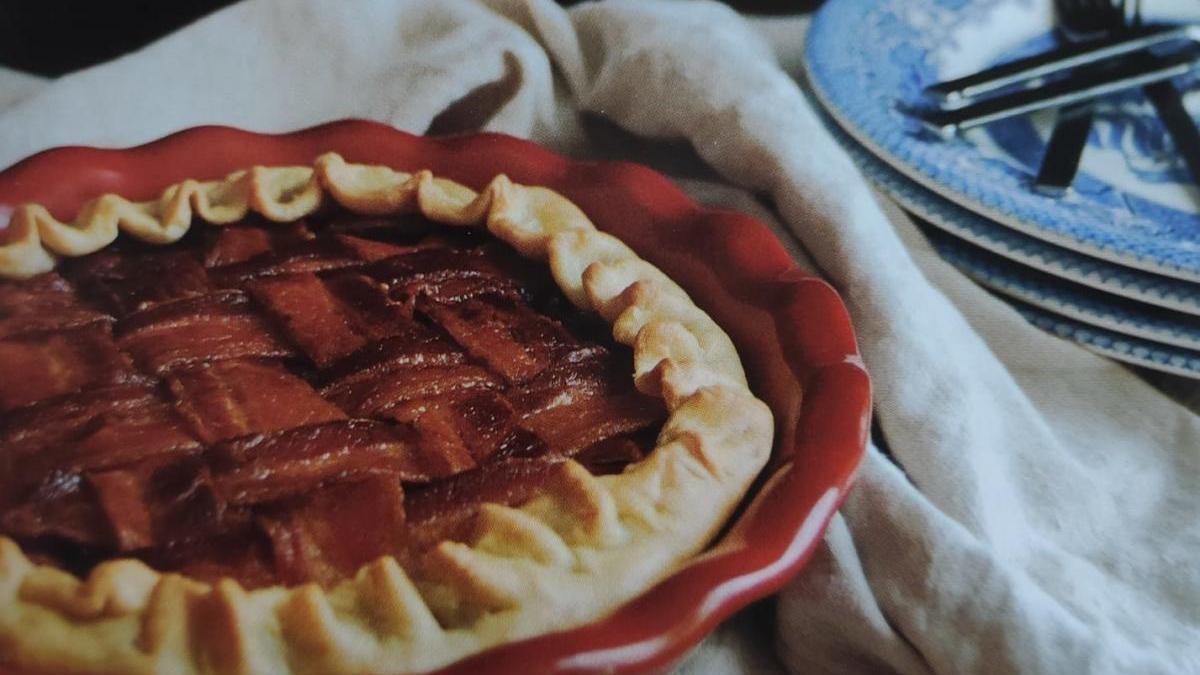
[
  {"left": 1042, "top": 0, "right": 1200, "bottom": 192},
  {"left": 1035, "top": 0, "right": 1130, "bottom": 194},
  {"left": 923, "top": 23, "right": 1196, "bottom": 106},
  {"left": 918, "top": 44, "right": 1200, "bottom": 137},
  {"left": 919, "top": 7, "right": 1200, "bottom": 191}
]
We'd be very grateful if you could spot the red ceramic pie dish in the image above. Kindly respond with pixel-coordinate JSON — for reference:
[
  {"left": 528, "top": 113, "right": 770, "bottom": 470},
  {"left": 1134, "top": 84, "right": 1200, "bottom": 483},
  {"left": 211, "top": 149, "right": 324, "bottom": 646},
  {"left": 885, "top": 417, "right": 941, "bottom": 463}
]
[{"left": 0, "top": 121, "right": 869, "bottom": 674}]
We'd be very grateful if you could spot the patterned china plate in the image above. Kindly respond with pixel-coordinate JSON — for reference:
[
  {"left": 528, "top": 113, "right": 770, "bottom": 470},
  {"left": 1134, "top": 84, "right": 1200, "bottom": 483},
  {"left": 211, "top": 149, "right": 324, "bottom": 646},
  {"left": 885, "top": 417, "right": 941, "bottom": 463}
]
[
  {"left": 806, "top": 0, "right": 1200, "bottom": 281},
  {"left": 824, "top": 115, "right": 1200, "bottom": 317},
  {"left": 1014, "top": 297, "right": 1200, "bottom": 377},
  {"left": 814, "top": 105, "right": 1200, "bottom": 377},
  {"left": 922, "top": 224, "right": 1200, "bottom": 352}
]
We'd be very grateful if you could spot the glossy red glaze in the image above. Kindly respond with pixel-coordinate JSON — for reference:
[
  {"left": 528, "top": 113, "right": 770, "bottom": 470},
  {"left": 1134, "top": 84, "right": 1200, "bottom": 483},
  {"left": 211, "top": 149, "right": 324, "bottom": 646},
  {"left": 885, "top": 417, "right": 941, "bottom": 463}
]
[{"left": 0, "top": 121, "right": 870, "bottom": 675}]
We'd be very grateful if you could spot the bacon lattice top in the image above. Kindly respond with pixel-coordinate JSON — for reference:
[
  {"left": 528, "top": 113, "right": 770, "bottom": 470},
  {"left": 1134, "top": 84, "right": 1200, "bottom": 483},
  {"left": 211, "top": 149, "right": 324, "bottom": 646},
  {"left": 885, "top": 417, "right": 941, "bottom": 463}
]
[{"left": 0, "top": 214, "right": 664, "bottom": 589}]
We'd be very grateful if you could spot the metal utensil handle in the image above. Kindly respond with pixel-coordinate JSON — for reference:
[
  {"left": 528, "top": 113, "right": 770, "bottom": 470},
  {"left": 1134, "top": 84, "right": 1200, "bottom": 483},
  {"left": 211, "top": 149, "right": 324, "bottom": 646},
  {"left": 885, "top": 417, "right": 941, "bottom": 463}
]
[
  {"left": 1035, "top": 103, "right": 1096, "bottom": 193},
  {"left": 1143, "top": 79, "right": 1200, "bottom": 186},
  {"left": 925, "top": 24, "right": 1193, "bottom": 106},
  {"left": 919, "top": 47, "right": 1200, "bottom": 136}
]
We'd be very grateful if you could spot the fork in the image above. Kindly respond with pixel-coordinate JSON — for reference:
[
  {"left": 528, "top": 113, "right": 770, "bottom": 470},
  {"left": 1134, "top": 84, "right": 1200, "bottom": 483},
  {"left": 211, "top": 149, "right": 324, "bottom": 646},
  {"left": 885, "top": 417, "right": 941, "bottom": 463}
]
[
  {"left": 1034, "top": 0, "right": 1130, "bottom": 193},
  {"left": 1038, "top": 0, "right": 1200, "bottom": 191}
]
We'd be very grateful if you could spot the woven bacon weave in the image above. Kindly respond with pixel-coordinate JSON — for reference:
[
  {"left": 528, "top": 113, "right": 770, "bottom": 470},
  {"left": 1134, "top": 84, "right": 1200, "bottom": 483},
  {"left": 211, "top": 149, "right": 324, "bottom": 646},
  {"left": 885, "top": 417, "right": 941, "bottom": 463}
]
[{"left": 0, "top": 214, "right": 663, "bottom": 588}]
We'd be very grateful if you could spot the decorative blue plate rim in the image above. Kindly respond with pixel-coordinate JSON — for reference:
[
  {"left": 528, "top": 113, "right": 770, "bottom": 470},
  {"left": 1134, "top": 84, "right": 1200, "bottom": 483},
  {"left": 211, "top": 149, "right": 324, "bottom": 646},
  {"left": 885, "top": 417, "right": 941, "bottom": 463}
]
[
  {"left": 921, "top": 223, "right": 1200, "bottom": 351},
  {"left": 809, "top": 88, "right": 1200, "bottom": 377},
  {"left": 821, "top": 110, "right": 1200, "bottom": 317},
  {"left": 805, "top": 0, "right": 1200, "bottom": 282},
  {"left": 1013, "top": 297, "right": 1200, "bottom": 378}
]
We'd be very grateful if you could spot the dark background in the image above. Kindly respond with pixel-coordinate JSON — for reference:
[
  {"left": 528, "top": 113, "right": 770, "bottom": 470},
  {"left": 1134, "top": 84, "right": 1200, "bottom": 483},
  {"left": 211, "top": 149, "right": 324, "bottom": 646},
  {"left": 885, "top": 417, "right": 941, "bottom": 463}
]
[
  {"left": 0, "top": 0, "right": 807, "bottom": 77},
  {"left": 0, "top": 0, "right": 241, "bottom": 76}
]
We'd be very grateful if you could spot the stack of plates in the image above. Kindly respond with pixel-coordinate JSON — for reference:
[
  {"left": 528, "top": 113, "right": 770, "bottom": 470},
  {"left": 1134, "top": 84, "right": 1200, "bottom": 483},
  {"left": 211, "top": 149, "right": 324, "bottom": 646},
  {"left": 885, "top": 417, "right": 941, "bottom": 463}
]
[{"left": 805, "top": 0, "right": 1200, "bottom": 378}]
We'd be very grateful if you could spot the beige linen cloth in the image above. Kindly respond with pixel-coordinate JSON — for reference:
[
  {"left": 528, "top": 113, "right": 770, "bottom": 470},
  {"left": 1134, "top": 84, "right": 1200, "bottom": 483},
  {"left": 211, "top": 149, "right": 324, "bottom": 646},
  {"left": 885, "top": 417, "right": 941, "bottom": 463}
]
[{"left": 2, "top": 1, "right": 1199, "bottom": 673}]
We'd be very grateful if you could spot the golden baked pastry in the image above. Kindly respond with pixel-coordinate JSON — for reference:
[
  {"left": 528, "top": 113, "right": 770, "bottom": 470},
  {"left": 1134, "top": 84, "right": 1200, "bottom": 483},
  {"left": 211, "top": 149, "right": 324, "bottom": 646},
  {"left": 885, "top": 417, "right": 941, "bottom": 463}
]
[{"left": 0, "top": 153, "right": 772, "bottom": 674}]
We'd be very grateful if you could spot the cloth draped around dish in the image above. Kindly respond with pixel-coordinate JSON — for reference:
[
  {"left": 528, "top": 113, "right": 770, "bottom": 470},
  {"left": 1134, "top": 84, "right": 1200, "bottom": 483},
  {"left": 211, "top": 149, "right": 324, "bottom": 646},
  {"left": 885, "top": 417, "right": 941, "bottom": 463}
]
[{"left": 0, "top": 1, "right": 1197, "bottom": 673}]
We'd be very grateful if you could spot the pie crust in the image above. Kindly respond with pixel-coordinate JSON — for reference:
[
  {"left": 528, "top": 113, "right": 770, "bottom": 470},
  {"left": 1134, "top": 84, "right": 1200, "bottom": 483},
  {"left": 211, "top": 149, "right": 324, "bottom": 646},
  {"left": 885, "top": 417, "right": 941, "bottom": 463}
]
[{"left": 0, "top": 153, "right": 772, "bottom": 674}]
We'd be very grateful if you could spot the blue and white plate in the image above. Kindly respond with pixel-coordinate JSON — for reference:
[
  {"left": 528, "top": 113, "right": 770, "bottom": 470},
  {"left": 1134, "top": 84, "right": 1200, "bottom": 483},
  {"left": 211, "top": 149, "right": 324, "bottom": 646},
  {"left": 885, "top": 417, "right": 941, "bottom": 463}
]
[
  {"left": 921, "top": 223, "right": 1200, "bottom": 352},
  {"left": 825, "top": 114, "right": 1200, "bottom": 317},
  {"left": 806, "top": 0, "right": 1200, "bottom": 281},
  {"left": 814, "top": 101, "right": 1200, "bottom": 376},
  {"left": 1012, "top": 297, "right": 1200, "bottom": 377}
]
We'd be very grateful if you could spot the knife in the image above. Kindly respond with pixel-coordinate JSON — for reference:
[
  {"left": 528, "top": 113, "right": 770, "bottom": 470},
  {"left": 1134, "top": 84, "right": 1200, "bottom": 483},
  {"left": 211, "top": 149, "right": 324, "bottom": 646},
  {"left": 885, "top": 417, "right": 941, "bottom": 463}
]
[{"left": 917, "top": 45, "right": 1200, "bottom": 137}]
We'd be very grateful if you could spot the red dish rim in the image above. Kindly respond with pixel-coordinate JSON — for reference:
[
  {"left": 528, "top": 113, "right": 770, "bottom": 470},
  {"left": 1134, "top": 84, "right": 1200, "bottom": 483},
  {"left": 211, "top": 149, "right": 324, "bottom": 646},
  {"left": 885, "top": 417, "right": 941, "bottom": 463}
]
[{"left": 0, "top": 121, "right": 870, "bottom": 675}]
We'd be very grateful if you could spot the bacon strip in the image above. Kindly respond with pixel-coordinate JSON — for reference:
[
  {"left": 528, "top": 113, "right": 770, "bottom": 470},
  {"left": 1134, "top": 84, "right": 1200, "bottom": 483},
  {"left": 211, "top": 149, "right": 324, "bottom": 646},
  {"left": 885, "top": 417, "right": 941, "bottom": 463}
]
[
  {"left": 0, "top": 470, "right": 111, "bottom": 547},
  {"left": 66, "top": 250, "right": 213, "bottom": 316},
  {"left": 118, "top": 291, "right": 295, "bottom": 374},
  {"left": 257, "top": 476, "right": 405, "bottom": 586},
  {"left": 323, "top": 363, "right": 500, "bottom": 418},
  {"left": 208, "top": 420, "right": 432, "bottom": 505},
  {"left": 0, "top": 272, "right": 108, "bottom": 339},
  {"left": 167, "top": 359, "right": 346, "bottom": 443},
  {"left": 211, "top": 237, "right": 362, "bottom": 287},
  {"left": 89, "top": 470, "right": 154, "bottom": 550},
  {"left": 0, "top": 325, "right": 140, "bottom": 413},
  {"left": 204, "top": 223, "right": 313, "bottom": 268},
  {"left": 420, "top": 295, "right": 574, "bottom": 385}
]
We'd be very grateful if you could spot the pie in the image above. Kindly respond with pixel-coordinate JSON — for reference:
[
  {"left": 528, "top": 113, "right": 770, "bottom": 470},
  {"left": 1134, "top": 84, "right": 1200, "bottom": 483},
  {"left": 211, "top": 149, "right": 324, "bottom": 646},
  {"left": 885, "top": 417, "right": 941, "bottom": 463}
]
[{"left": 0, "top": 152, "right": 772, "bottom": 674}]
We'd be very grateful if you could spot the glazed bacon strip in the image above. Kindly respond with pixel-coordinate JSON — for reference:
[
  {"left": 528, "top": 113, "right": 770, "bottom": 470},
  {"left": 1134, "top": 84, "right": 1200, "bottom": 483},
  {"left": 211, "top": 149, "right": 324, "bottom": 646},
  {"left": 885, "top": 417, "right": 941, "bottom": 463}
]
[
  {"left": 249, "top": 273, "right": 372, "bottom": 366},
  {"left": 3, "top": 458, "right": 225, "bottom": 553},
  {"left": 0, "top": 218, "right": 666, "bottom": 588},
  {"left": 513, "top": 346, "right": 663, "bottom": 457},
  {"left": 249, "top": 269, "right": 423, "bottom": 367},
  {"left": 203, "top": 222, "right": 313, "bottom": 267},
  {"left": 256, "top": 475, "right": 406, "bottom": 587},
  {"left": 208, "top": 235, "right": 364, "bottom": 287},
  {"left": 0, "top": 272, "right": 108, "bottom": 339},
  {"left": 207, "top": 420, "right": 432, "bottom": 504},
  {"left": 401, "top": 456, "right": 568, "bottom": 555},
  {"left": 0, "top": 324, "right": 142, "bottom": 413},
  {"left": 326, "top": 362, "right": 502, "bottom": 417},
  {"left": 0, "top": 383, "right": 199, "bottom": 482},
  {"left": 68, "top": 249, "right": 214, "bottom": 317},
  {"left": 318, "top": 329, "right": 467, "bottom": 400},
  {"left": 117, "top": 291, "right": 296, "bottom": 374},
  {"left": 166, "top": 359, "right": 347, "bottom": 443}
]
